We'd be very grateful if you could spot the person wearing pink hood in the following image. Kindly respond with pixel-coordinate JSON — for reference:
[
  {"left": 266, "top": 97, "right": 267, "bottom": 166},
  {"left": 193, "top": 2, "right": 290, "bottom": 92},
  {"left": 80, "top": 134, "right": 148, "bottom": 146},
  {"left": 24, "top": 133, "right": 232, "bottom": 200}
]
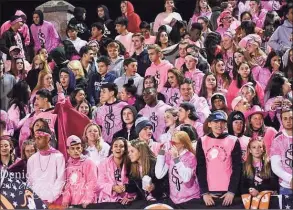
[
  {"left": 30, "top": 10, "right": 60, "bottom": 53},
  {"left": 120, "top": 1, "right": 141, "bottom": 33},
  {"left": 62, "top": 135, "right": 98, "bottom": 209},
  {"left": 0, "top": 10, "right": 30, "bottom": 47},
  {"left": 95, "top": 137, "right": 136, "bottom": 208},
  {"left": 139, "top": 87, "right": 171, "bottom": 143},
  {"left": 145, "top": 44, "right": 174, "bottom": 92},
  {"left": 155, "top": 131, "right": 200, "bottom": 208}
]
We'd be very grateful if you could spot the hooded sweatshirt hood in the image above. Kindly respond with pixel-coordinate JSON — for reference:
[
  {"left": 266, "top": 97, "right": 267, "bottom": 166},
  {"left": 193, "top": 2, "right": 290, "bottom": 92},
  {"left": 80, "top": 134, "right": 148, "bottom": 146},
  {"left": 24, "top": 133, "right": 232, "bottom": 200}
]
[
  {"left": 59, "top": 67, "right": 76, "bottom": 94},
  {"left": 126, "top": 1, "right": 135, "bottom": 16},
  {"left": 15, "top": 10, "right": 26, "bottom": 18},
  {"left": 97, "top": 5, "right": 110, "bottom": 22},
  {"left": 50, "top": 47, "right": 68, "bottom": 65},
  {"left": 121, "top": 105, "right": 138, "bottom": 128},
  {"left": 73, "top": 7, "right": 86, "bottom": 21},
  {"left": 32, "top": 10, "right": 44, "bottom": 25}
]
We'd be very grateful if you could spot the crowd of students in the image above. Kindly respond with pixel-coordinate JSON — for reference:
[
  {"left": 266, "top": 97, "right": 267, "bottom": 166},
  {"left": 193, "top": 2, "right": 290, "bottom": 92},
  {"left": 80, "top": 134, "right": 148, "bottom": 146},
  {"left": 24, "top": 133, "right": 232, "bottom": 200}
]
[{"left": 0, "top": 0, "right": 292, "bottom": 209}]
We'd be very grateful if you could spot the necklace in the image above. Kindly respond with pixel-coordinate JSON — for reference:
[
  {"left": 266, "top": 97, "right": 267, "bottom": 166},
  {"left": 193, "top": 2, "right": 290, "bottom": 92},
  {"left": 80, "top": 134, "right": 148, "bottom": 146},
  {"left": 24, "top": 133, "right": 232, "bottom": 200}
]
[{"left": 39, "top": 153, "right": 51, "bottom": 172}]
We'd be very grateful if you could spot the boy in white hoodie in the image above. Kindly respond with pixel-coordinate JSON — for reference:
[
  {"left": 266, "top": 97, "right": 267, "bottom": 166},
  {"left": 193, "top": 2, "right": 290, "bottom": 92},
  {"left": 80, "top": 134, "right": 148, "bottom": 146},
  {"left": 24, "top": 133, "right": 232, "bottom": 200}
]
[{"left": 66, "top": 24, "right": 87, "bottom": 53}]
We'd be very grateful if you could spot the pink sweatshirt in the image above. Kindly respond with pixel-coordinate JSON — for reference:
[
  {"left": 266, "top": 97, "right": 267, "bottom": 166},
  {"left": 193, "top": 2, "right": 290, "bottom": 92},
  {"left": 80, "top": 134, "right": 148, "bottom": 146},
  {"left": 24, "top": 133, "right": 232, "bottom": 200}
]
[
  {"left": 145, "top": 60, "right": 174, "bottom": 92},
  {"left": 19, "top": 115, "right": 35, "bottom": 148},
  {"left": 34, "top": 108, "right": 57, "bottom": 133},
  {"left": 30, "top": 20, "right": 60, "bottom": 53},
  {"left": 174, "top": 57, "right": 185, "bottom": 70},
  {"left": 226, "top": 80, "right": 264, "bottom": 109},
  {"left": 176, "top": 121, "right": 204, "bottom": 138},
  {"left": 270, "top": 129, "right": 292, "bottom": 189},
  {"left": 94, "top": 101, "right": 128, "bottom": 144},
  {"left": 139, "top": 100, "right": 171, "bottom": 141},
  {"left": 252, "top": 9, "right": 267, "bottom": 28},
  {"left": 190, "top": 11, "right": 212, "bottom": 24},
  {"left": 97, "top": 155, "right": 135, "bottom": 203},
  {"left": 62, "top": 157, "right": 98, "bottom": 205},
  {"left": 162, "top": 87, "right": 181, "bottom": 107},
  {"left": 184, "top": 69, "right": 204, "bottom": 95},
  {"left": 153, "top": 12, "right": 182, "bottom": 33},
  {"left": 144, "top": 36, "right": 156, "bottom": 46},
  {"left": 239, "top": 135, "right": 250, "bottom": 161},
  {"left": 251, "top": 66, "right": 271, "bottom": 91},
  {"left": 156, "top": 150, "right": 200, "bottom": 204},
  {"left": 252, "top": 126, "right": 278, "bottom": 156},
  {"left": 7, "top": 104, "right": 29, "bottom": 130},
  {"left": 115, "top": 32, "right": 134, "bottom": 56}
]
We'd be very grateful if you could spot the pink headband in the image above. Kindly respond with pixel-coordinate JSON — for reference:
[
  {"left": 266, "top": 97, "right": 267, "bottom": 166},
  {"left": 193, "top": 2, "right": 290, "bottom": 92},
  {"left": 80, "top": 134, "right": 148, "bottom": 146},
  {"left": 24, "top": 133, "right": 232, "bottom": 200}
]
[
  {"left": 11, "top": 17, "right": 23, "bottom": 25},
  {"left": 35, "top": 131, "right": 51, "bottom": 137}
]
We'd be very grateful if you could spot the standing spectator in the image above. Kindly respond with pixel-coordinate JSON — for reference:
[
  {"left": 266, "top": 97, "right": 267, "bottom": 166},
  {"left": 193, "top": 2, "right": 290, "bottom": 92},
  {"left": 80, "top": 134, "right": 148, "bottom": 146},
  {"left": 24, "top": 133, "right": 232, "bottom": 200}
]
[
  {"left": 66, "top": 24, "right": 87, "bottom": 53},
  {"left": 115, "top": 17, "right": 134, "bottom": 56},
  {"left": 120, "top": 1, "right": 141, "bottom": 33},
  {"left": 68, "top": 7, "right": 90, "bottom": 41},
  {"left": 96, "top": 5, "right": 116, "bottom": 39},
  {"left": 190, "top": 0, "right": 212, "bottom": 24},
  {"left": 30, "top": 10, "right": 60, "bottom": 54}
]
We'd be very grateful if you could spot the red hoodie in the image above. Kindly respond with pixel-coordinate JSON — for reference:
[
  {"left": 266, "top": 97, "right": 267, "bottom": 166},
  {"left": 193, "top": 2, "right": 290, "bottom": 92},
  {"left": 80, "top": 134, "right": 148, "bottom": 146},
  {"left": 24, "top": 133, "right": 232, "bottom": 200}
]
[{"left": 124, "top": 1, "right": 141, "bottom": 33}]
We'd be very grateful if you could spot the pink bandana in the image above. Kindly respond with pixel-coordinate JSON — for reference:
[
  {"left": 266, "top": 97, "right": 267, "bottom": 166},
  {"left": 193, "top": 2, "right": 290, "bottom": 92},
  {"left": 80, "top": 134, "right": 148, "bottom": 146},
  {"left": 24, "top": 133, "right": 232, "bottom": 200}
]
[{"left": 35, "top": 131, "right": 51, "bottom": 137}]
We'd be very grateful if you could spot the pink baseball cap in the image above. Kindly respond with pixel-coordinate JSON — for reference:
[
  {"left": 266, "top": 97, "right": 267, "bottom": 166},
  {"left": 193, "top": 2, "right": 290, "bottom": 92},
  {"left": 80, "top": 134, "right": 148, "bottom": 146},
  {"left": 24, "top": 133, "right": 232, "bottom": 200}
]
[
  {"left": 231, "top": 96, "right": 243, "bottom": 111},
  {"left": 67, "top": 135, "right": 82, "bottom": 147}
]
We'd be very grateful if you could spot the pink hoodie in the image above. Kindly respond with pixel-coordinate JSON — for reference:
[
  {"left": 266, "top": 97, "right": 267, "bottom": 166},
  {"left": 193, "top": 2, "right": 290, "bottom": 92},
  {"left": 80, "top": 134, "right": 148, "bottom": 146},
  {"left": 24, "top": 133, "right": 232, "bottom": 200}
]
[
  {"left": 226, "top": 80, "right": 264, "bottom": 109},
  {"left": 174, "top": 57, "right": 185, "bottom": 70},
  {"left": 7, "top": 104, "right": 29, "bottom": 130},
  {"left": 252, "top": 126, "right": 278, "bottom": 156},
  {"left": 156, "top": 150, "right": 200, "bottom": 204},
  {"left": 30, "top": 20, "right": 60, "bottom": 53},
  {"left": 139, "top": 100, "right": 171, "bottom": 141},
  {"left": 184, "top": 69, "right": 204, "bottom": 95},
  {"left": 176, "top": 121, "right": 204, "bottom": 138},
  {"left": 0, "top": 10, "right": 30, "bottom": 46},
  {"left": 97, "top": 155, "right": 135, "bottom": 203},
  {"left": 252, "top": 9, "right": 267, "bottom": 28},
  {"left": 239, "top": 135, "right": 251, "bottom": 161},
  {"left": 251, "top": 66, "right": 271, "bottom": 91},
  {"left": 145, "top": 60, "right": 174, "bottom": 92},
  {"left": 62, "top": 157, "right": 98, "bottom": 205},
  {"left": 162, "top": 87, "right": 181, "bottom": 107}
]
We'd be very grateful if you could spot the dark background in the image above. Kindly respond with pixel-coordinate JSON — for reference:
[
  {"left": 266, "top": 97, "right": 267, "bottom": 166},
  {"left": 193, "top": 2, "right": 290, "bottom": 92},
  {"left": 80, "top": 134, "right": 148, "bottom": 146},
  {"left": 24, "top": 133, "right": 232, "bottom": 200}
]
[{"left": 0, "top": 0, "right": 195, "bottom": 26}]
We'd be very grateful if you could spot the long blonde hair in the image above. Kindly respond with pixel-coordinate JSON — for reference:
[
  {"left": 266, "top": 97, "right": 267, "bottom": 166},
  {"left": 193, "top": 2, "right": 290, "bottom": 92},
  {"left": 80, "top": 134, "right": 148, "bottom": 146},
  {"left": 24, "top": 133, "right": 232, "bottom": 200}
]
[
  {"left": 67, "top": 60, "right": 84, "bottom": 79},
  {"left": 129, "top": 139, "right": 156, "bottom": 178},
  {"left": 173, "top": 131, "right": 195, "bottom": 155},
  {"left": 83, "top": 123, "right": 103, "bottom": 152},
  {"left": 243, "top": 139, "right": 271, "bottom": 179},
  {"left": 31, "top": 54, "right": 51, "bottom": 72}
]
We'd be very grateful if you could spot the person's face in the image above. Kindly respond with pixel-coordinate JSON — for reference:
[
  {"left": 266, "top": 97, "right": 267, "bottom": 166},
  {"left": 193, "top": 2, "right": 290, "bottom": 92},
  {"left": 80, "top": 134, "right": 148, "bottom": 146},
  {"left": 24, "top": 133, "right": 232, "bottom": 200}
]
[
  {"left": 171, "top": 136, "right": 184, "bottom": 151},
  {"left": 132, "top": 36, "right": 143, "bottom": 50},
  {"left": 39, "top": 49, "right": 48, "bottom": 60},
  {"left": 121, "top": 2, "right": 127, "bottom": 14},
  {"left": 190, "top": 29, "right": 201, "bottom": 42},
  {"left": 34, "top": 58, "right": 44, "bottom": 70},
  {"left": 199, "top": 0, "right": 208, "bottom": 9},
  {"left": 148, "top": 49, "right": 160, "bottom": 62},
  {"left": 68, "top": 143, "right": 83, "bottom": 159},
  {"left": 282, "top": 111, "right": 293, "bottom": 131},
  {"left": 128, "top": 145, "right": 140, "bottom": 163},
  {"left": 139, "top": 126, "right": 153, "bottom": 141},
  {"left": 165, "top": 0, "right": 174, "bottom": 11},
  {"left": 0, "top": 140, "right": 11, "bottom": 156},
  {"left": 232, "top": 120, "right": 244, "bottom": 135},
  {"left": 89, "top": 44, "right": 99, "bottom": 54},
  {"left": 238, "top": 63, "right": 250, "bottom": 79},
  {"left": 222, "top": 15, "right": 232, "bottom": 27},
  {"left": 185, "top": 56, "right": 197, "bottom": 70},
  {"left": 249, "top": 140, "right": 264, "bottom": 159},
  {"left": 43, "top": 73, "right": 53, "bottom": 88},
  {"left": 24, "top": 144, "right": 36, "bottom": 160},
  {"left": 35, "top": 135, "right": 50, "bottom": 150},
  {"left": 222, "top": 36, "right": 232, "bottom": 50},
  {"left": 236, "top": 98, "right": 250, "bottom": 112},
  {"left": 33, "top": 121, "right": 45, "bottom": 133},
  {"left": 86, "top": 125, "right": 100, "bottom": 144},
  {"left": 167, "top": 72, "right": 178, "bottom": 88},
  {"left": 141, "top": 28, "right": 150, "bottom": 38},
  {"left": 215, "top": 60, "right": 225, "bottom": 75},
  {"left": 115, "top": 24, "right": 125, "bottom": 34},
  {"left": 178, "top": 107, "right": 189, "bottom": 122},
  {"left": 208, "top": 121, "right": 226, "bottom": 136},
  {"left": 75, "top": 90, "right": 85, "bottom": 103},
  {"left": 159, "top": 32, "right": 168, "bottom": 44},
  {"left": 120, "top": 87, "right": 129, "bottom": 101},
  {"left": 33, "top": 14, "right": 40, "bottom": 25},
  {"left": 67, "top": 29, "right": 78, "bottom": 40},
  {"left": 249, "top": 1, "right": 260, "bottom": 13},
  {"left": 289, "top": 50, "right": 293, "bottom": 63},
  {"left": 108, "top": 47, "right": 119, "bottom": 59},
  {"left": 287, "top": 8, "right": 293, "bottom": 23},
  {"left": 143, "top": 89, "right": 157, "bottom": 105},
  {"left": 246, "top": 42, "right": 258, "bottom": 54},
  {"left": 164, "top": 112, "right": 177, "bottom": 127},
  {"left": 98, "top": 62, "right": 108, "bottom": 75},
  {"left": 112, "top": 140, "right": 125, "bottom": 159},
  {"left": 241, "top": 87, "right": 255, "bottom": 103},
  {"left": 122, "top": 108, "right": 134, "bottom": 125},
  {"left": 178, "top": 44, "right": 187, "bottom": 58},
  {"left": 226, "top": 3, "right": 233, "bottom": 12},
  {"left": 60, "top": 72, "right": 69, "bottom": 87},
  {"left": 125, "top": 62, "right": 138, "bottom": 76},
  {"left": 91, "top": 27, "right": 101, "bottom": 38},
  {"left": 16, "top": 59, "right": 24, "bottom": 71},
  {"left": 205, "top": 75, "right": 216, "bottom": 90},
  {"left": 241, "top": 13, "right": 252, "bottom": 22},
  {"left": 213, "top": 98, "right": 225, "bottom": 110},
  {"left": 144, "top": 78, "right": 155, "bottom": 88},
  {"left": 100, "top": 88, "right": 113, "bottom": 103},
  {"left": 180, "top": 83, "right": 194, "bottom": 101},
  {"left": 84, "top": 50, "right": 94, "bottom": 61},
  {"left": 234, "top": 52, "right": 245, "bottom": 65},
  {"left": 197, "top": 19, "right": 207, "bottom": 31},
  {"left": 228, "top": 0, "right": 237, "bottom": 8},
  {"left": 97, "top": 7, "right": 105, "bottom": 18},
  {"left": 78, "top": 102, "right": 89, "bottom": 116},
  {"left": 35, "top": 95, "right": 47, "bottom": 109},
  {"left": 0, "top": 60, "right": 4, "bottom": 74},
  {"left": 250, "top": 114, "right": 264, "bottom": 130},
  {"left": 282, "top": 78, "right": 292, "bottom": 95}
]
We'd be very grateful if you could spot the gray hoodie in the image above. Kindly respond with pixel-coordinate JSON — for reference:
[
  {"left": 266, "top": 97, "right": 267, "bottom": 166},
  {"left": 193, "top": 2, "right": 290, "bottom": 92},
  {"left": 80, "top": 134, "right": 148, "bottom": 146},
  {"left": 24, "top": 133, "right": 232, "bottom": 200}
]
[
  {"left": 114, "top": 73, "right": 144, "bottom": 95},
  {"left": 109, "top": 56, "right": 124, "bottom": 77},
  {"left": 268, "top": 20, "right": 293, "bottom": 52},
  {"left": 0, "top": 73, "right": 16, "bottom": 111}
]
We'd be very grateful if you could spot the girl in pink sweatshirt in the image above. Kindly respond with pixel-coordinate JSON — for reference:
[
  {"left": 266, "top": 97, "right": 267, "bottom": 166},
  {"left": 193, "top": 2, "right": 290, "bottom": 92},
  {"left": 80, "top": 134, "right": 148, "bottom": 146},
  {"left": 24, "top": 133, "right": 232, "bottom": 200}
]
[
  {"left": 62, "top": 135, "right": 98, "bottom": 209},
  {"left": 190, "top": 0, "right": 212, "bottom": 24},
  {"left": 155, "top": 131, "right": 200, "bottom": 208},
  {"left": 211, "top": 59, "right": 231, "bottom": 94},
  {"left": 196, "top": 110, "right": 242, "bottom": 207}
]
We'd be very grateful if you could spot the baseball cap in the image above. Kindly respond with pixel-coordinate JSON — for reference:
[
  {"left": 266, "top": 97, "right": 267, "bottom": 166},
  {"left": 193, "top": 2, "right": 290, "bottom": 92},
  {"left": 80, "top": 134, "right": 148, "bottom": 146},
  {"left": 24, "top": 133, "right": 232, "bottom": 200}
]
[
  {"left": 66, "top": 135, "right": 82, "bottom": 147},
  {"left": 209, "top": 111, "right": 227, "bottom": 122}
]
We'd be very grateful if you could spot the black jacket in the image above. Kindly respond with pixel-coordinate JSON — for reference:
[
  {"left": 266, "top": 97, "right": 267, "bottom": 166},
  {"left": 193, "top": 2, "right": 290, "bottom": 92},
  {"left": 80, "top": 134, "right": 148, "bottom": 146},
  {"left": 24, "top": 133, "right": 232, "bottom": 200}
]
[
  {"left": 26, "top": 68, "right": 41, "bottom": 91},
  {"left": 132, "top": 49, "right": 151, "bottom": 77}
]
